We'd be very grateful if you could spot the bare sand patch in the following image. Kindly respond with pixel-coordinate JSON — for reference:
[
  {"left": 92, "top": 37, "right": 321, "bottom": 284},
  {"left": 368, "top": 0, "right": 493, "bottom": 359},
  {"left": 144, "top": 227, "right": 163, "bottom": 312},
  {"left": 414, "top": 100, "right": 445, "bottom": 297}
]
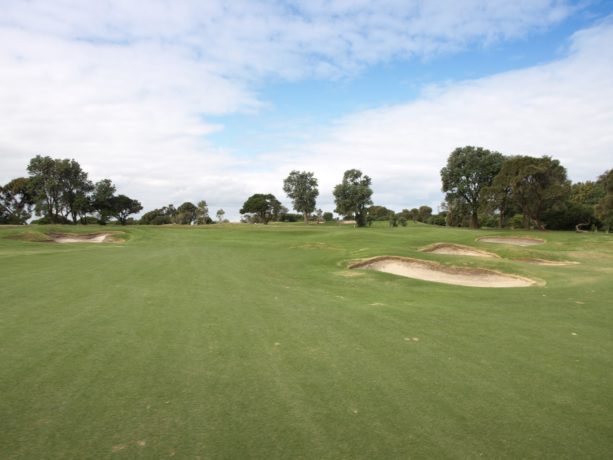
[
  {"left": 349, "top": 256, "right": 537, "bottom": 288},
  {"left": 477, "top": 236, "right": 545, "bottom": 246},
  {"left": 515, "top": 258, "right": 578, "bottom": 266},
  {"left": 420, "top": 243, "right": 499, "bottom": 258},
  {"left": 48, "top": 232, "right": 119, "bottom": 243}
]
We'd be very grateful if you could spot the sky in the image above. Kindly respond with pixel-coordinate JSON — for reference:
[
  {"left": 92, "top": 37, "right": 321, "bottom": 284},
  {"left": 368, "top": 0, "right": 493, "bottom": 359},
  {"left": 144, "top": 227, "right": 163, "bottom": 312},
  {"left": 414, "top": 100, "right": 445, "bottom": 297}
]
[{"left": 1, "top": 0, "right": 612, "bottom": 220}]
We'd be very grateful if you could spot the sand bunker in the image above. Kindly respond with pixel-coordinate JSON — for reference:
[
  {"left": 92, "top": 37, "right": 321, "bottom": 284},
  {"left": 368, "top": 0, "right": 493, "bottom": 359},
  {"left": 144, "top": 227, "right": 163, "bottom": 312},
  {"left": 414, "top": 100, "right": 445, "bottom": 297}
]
[
  {"left": 349, "top": 256, "right": 537, "bottom": 288},
  {"left": 515, "top": 258, "right": 578, "bottom": 266},
  {"left": 420, "top": 243, "right": 499, "bottom": 258},
  {"left": 48, "top": 232, "right": 116, "bottom": 243},
  {"left": 477, "top": 236, "right": 544, "bottom": 246}
]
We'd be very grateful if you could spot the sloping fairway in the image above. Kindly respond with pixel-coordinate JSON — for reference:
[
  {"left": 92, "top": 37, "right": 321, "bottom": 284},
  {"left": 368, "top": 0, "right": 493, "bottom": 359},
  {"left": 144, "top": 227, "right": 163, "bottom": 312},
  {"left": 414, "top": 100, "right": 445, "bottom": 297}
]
[{"left": 1, "top": 224, "right": 612, "bottom": 459}]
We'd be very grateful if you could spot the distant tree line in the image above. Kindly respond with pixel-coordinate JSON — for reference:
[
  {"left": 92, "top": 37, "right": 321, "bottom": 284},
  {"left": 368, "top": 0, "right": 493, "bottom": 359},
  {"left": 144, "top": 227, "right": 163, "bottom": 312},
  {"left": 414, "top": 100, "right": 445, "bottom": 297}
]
[
  {"left": 0, "top": 155, "right": 142, "bottom": 225},
  {"left": 3, "top": 151, "right": 611, "bottom": 231}
]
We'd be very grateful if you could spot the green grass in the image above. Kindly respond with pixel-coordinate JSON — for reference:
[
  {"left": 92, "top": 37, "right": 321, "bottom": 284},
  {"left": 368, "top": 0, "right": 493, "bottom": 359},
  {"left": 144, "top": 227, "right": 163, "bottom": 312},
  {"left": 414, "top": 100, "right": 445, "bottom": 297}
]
[{"left": 1, "top": 223, "right": 612, "bottom": 459}]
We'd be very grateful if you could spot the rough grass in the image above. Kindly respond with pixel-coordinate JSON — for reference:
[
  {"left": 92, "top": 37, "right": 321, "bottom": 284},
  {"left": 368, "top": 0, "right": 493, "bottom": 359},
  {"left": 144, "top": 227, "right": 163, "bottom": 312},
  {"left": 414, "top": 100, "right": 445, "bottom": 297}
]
[{"left": 1, "top": 223, "right": 612, "bottom": 459}]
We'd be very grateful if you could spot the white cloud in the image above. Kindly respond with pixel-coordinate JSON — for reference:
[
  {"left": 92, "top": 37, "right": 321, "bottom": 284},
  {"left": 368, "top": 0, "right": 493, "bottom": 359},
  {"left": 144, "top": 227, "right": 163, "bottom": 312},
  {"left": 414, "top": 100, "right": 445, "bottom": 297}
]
[
  {"left": 1, "top": 0, "right": 609, "bottom": 220},
  {"left": 260, "top": 21, "right": 613, "bottom": 214}
]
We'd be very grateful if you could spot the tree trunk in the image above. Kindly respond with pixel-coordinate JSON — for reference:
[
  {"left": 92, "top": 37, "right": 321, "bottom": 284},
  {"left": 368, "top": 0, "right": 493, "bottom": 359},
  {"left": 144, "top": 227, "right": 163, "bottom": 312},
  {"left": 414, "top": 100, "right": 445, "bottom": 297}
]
[
  {"left": 303, "top": 211, "right": 308, "bottom": 224},
  {"left": 470, "top": 211, "right": 479, "bottom": 229}
]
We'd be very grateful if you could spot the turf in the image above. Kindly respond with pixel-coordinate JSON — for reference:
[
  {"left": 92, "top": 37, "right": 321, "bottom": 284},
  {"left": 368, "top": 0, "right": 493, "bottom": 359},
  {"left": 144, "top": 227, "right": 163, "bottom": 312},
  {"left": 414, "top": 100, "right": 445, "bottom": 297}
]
[{"left": 1, "top": 223, "right": 612, "bottom": 459}]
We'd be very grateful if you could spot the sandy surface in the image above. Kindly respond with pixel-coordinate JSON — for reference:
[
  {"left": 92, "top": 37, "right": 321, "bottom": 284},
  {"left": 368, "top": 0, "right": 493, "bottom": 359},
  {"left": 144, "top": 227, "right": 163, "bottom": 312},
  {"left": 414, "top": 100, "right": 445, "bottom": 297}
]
[
  {"left": 477, "top": 236, "right": 544, "bottom": 246},
  {"left": 51, "top": 233, "right": 113, "bottom": 243},
  {"left": 350, "top": 256, "right": 536, "bottom": 288},
  {"left": 421, "top": 243, "right": 498, "bottom": 258}
]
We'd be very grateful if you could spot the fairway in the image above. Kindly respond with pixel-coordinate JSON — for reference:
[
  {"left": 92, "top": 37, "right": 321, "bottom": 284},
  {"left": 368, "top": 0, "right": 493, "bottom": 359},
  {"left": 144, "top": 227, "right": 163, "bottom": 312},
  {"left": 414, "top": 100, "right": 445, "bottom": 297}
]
[{"left": 1, "top": 224, "right": 612, "bottom": 459}]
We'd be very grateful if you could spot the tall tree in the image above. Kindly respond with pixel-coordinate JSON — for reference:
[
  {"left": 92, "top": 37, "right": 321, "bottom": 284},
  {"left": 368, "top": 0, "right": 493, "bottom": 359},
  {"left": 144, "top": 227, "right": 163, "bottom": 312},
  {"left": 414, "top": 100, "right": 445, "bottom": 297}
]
[
  {"left": 333, "top": 169, "right": 373, "bottom": 227},
  {"left": 27, "top": 155, "right": 65, "bottom": 222},
  {"left": 175, "top": 202, "right": 198, "bottom": 225},
  {"left": 91, "top": 179, "right": 117, "bottom": 224},
  {"left": 0, "top": 178, "right": 33, "bottom": 224},
  {"left": 440, "top": 146, "right": 504, "bottom": 228},
  {"left": 240, "top": 194, "right": 281, "bottom": 224},
  {"left": 196, "top": 200, "right": 210, "bottom": 224},
  {"left": 492, "top": 155, "right": 569, "bottom": 229},
  {"left": 595, "top": 169, "right": 613, "bottom": 232},
  {"left": 216, "top": 209, "right": 226, "bottom": 223},
  {"left": 283, "top": 171, "right": 319, "bottom": 224},
  {"left": 58, "top": 159, "right": 94, "bottom": 223}
]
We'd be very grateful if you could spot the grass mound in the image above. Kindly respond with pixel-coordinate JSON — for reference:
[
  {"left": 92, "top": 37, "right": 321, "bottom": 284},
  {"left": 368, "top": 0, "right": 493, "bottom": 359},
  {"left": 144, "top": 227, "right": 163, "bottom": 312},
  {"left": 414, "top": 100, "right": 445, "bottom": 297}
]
[
  {"left": 420, "top": 242, "right": 499, "bottom": 258},
  {"left": 477, "top": 236, "right": 545, "bottom": 246}
]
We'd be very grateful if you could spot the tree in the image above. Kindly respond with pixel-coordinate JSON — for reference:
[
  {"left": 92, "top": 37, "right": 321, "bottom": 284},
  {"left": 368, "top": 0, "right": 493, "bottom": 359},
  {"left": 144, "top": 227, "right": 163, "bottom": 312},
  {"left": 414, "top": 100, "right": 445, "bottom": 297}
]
[
  {"left": 216, "top": 209, "right": 226, "bottom": 223},
  {"left": 595, "top": 169, "right": 613, "bottom": 232},
  {"left": 196, "top": 200, "right": 210, "bottom": 224},
  {"left": 283, "top": 171, "right": 319, "bottom": 224},
  {"left": 333, "top": 169, "right": 373, "bottom": 227},
  {"left": 418, "top": 206, "right": 432, "bottom": 222},
  {"left": 492, "top": 155, "right": 569, "bottom": 230},
  {"left": 140, "top": 205, "right": 176, "bottom": 225},
  {"left": 175, "top": 202, "right": 198, "bottom": 225},
  {"left": 59, "top": 159, "right": 94, "bottom": 223},
  {"left": 110, "top": 195, "right": 142, "bottom": 225},
  {"left": 240, "top": 194, "right": 282, "bottom": 224},
  {"left": 0, "top": 178, "right": 33, "bottom": 224},
  {"left": 441, "top": 146, "right": 504, "bottom": 228},
  {"left": 27, "top": 155, "right": 66, "bottom": 223},
  {"left": 368, "top": 205, "right": 394, "bottom": 221},
  {"left": 91, "top": 179, "right": 117, "bottom": 224},
  {"left": 322, "top": 211, "right": 334, "bottom": 222}
]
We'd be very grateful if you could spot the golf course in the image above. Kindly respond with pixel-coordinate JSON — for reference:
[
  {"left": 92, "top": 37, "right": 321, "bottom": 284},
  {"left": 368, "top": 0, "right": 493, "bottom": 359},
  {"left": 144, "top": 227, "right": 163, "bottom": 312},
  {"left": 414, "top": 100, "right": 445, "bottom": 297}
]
[{"left": 1, "top": 223, "right": 612, "bottom": 459}]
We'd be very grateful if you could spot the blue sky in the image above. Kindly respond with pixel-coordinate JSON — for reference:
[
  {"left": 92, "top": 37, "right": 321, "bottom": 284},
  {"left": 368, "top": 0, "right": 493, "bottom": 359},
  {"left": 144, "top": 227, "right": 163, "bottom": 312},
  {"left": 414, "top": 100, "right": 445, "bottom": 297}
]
[{"left": 1, "top": 1, "right": 612, "bottom": 219}]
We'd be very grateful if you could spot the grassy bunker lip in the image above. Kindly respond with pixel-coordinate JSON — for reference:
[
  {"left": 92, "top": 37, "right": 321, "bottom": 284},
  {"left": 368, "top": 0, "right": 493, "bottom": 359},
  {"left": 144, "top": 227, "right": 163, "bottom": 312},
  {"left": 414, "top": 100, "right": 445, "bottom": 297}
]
[
  {"left": 420, "top": 243, "right": 499, "bottom": 258},
  {"left": 514, "top": 258, "right": 578, "bottom": 266},
  {"left": 349, "top": 256, "right": 538, "bottom": 288},
  {"left": 477, "top": 236, "right": 545, "bottom": 246}
]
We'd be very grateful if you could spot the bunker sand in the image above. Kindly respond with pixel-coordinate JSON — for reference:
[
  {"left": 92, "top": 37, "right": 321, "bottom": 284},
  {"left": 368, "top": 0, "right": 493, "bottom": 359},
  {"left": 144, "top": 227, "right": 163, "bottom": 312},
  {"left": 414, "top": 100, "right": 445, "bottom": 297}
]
[
  {"left": 48, "top": 233, "right": 118, "bottom": 243},
  {"left": 350, "top": 256, "right": 538, "bottom": 288},
  {"left": 420, "top": 243, "right": 499, "bottom": 258}
]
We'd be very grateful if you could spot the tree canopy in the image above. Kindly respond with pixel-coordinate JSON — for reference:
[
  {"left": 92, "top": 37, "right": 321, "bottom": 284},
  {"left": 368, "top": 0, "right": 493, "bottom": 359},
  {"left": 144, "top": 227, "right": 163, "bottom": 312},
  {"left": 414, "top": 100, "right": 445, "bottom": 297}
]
[
  {"left": 240, "top": 193, "right": 282, "bottom": 224},
  {"left": 440, "top": 146, "right": 504, "bottom": 228},
  {"left": 283, "top": 170, "right": 319, "bottom": 224},
  {"left": 333, "top": 169, "right": 373, "bottom": 227},
  {"left": 491, "top": 155, "right": 569, "bottom": 229}
]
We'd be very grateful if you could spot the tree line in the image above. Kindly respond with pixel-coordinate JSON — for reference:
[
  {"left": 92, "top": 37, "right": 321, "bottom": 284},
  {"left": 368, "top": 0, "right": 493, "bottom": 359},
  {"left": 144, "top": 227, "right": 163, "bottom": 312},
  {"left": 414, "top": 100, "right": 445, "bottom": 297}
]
[
  {"left": 440, "top": 146, "right": 612, "bottom": 231},
  {"left": 0, "top": 155, "right": 142, "bottom": 225},
  {"left": 2, "top": 151, "right": 611, "bottom": 231}
]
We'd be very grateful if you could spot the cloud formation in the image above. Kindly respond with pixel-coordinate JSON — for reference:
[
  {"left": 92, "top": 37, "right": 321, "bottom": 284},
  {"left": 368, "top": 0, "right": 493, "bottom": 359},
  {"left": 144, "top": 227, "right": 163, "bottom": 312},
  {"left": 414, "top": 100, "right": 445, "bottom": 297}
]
[{"left": 2, "top": 1, "right": 610, "bottom": 219}]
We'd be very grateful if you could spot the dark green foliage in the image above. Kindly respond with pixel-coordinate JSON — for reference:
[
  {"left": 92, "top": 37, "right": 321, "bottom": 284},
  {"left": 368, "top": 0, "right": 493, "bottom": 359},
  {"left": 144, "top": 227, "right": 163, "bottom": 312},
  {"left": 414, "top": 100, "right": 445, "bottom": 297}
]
[
  {"left": 542, "top": 202, "right": 597, "bottom": 230},
  {"left": 91, "top": 179, "right": 117, "bottom": 224},
  {"left": 0, "top": 177, "right": 33, "bottom": 224},
  {"left": 333, "top": 169, "right": 373, "bottom": 227},
  {"left": 418, "top": 206, "right": 432, "bottom": 222},
  {"left": 595, "top": 169, "right": 613, "bottom": 231},
  {"left": 323, "top": 212, "right": 334, "bottom": 222},
  {"left": 492, "top": 155, "right": 570, "bottom": 229},
  {"left": 368, "top": 205, "right": 395, "bottom": 221},
  {"left": 283, "top": 171, "right": 319, "bottom": 224},
  {"left": 110, "top": 195, "right": 143, "bottom": 225},
  {"left": 441, "top": 146, "right": 504, "bottom": 228},
  {"left": 140, "top": 205, "right": 176, "bottom": 225},
  {"left": 240, "top": 193, "right": 282, "bottom": 224},
  {"left": 175, "top": 202, "right": 199, "bottom": 225}
]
